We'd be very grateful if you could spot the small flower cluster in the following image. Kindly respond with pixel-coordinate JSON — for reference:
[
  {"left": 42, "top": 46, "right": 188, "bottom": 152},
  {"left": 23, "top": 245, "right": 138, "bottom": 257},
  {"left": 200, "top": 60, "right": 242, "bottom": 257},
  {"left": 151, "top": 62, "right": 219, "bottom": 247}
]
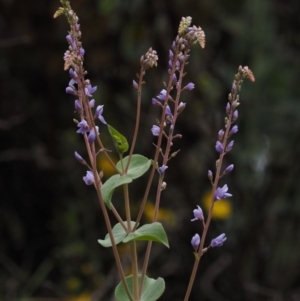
[
  {"left": 189, "top": 66, "right": 254, "bottom": 258},
  {"left": 55, "top": 0, "right": 107, "bottom": 186},
  {"left": 149, "top": 17, "right": 203, "bottom": 178},
  {"left": 190, "top": 205, "right": 227, "bottom": 251}
]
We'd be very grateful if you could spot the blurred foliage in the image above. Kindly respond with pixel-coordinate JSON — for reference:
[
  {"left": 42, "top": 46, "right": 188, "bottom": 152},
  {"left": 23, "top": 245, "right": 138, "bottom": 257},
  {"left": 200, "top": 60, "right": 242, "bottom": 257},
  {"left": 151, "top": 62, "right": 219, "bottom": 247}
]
[{"left": 0, "top": 0, "right": 300, "bottom": 300}]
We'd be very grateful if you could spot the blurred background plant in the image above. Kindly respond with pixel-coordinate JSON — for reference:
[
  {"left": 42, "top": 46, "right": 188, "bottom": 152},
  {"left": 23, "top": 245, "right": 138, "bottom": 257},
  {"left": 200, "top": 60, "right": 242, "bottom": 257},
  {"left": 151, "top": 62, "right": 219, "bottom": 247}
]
[{"left": 1, "top": 0, "right": 300, "bottom": 301}]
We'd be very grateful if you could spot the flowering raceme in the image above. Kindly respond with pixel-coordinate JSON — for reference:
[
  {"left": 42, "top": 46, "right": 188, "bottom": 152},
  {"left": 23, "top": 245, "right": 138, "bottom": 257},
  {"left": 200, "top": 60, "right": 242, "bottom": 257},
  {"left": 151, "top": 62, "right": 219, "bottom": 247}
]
[{"left": 55, "top": 2, "right": 254, "bottom": 301}]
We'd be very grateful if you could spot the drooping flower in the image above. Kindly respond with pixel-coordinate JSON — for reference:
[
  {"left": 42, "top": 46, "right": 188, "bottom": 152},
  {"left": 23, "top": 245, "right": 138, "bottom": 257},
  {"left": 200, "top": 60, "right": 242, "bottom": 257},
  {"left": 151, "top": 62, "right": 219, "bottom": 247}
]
[
  {"left": 215, "top": 141, "right": 223, "bottom": 153},
  {"left": 184, "top": 82, "right": 195, "bottom": 91},
  {"left": 211, "top": 233, "right": 227, "bottom": 247},
  {"left": 233, "top": 110, "right": 238, "bottom": 121},
  {"left": 79, "top": 47, "right": 85, "bottom": 57},
  {"left": 77, "top": 119, "right": 89, "bottom": 134},
  {"left": 89, "top": 99, "right": 95, "bottom": 108},
  {"left": 69, "top": 68, "right": 78, "bottom": 80},
  {"left": 177, "top": 102, "right": 186, "bottom": 113},
  {"left": 191, "top": 233, "right": 200, "bottom": 250},
  {"left": 83, "top": 171, "right": 94, "bottom": 185},
  {"left": 207, "top": 170, "right": 213, "bottom": 181},
  {"left": 132, "top": 80, "right": 138, "bottom": 90},
  {"left": 66, "top": 86, "right": 77, "bottom": 96},
  {"left": 214, "top": 184, "right": 232, "bottom": 200},
  {"left": 165, "top": 105, "right": 173, "bottom": 117},
  {"left": 157, "top": 89, "right": 167, "bottom": 101},
  {"left": 191, "top": 205, "right": 204, "bottom": 221},
  {"left": 158, "top": 165, "right": 168, "bottom": 174},
  {"left": 218, "top": 129, "right": 224, "bottom": 140},
  {"left": 229, "top": 125, "right": 238, "bottom": 135},
  {"left": 95, "top": 105, "right": 107, "bottom": 124},
  {"left": 225, "top": 140, "right": 234, "bottom": 152},
  {"left": 152, "top": 98, "right": 160, "bottom": 105},
  {"left": 74, "top": 151, "right": 85, "bottom": 164},
  {"left": 85, "top": 82, "right": 97, "bottom": 97},
  {"left": 74, "top": 99, "right": 81, "bottom": 111},
  {"left": 151, "top": 125, "right": 160, "bottom": 136},
  {"left": 88, "top": 126, "right": 99, "bottom": 143},
  {"left": 224, "top": 164, "right": 234, "bottom": 174}
]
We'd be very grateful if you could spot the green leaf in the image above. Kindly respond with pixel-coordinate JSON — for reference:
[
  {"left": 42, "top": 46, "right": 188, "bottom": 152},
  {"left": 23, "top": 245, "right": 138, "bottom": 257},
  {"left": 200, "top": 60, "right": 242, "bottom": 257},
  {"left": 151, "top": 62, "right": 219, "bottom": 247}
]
[
  {"left": 101, "top": 174, "right": 132, "bottom": 208},
  {"left": 122, "top": 222, "right": 169, "bottom": 248},
  {"left": 116, "top": 154, "right": 152, "bottom": 179},
  {"left": 101, "top": 155, "right": 152, "bottom": 208},
  {"left": 98, "top": 221, "right": 136, "bottom": 247},
  {"left": 115, "top": 275, "right": 165, "bottom": 301},
  {"left": 107, "top": 124, "right": 129, "bottom": 154}
]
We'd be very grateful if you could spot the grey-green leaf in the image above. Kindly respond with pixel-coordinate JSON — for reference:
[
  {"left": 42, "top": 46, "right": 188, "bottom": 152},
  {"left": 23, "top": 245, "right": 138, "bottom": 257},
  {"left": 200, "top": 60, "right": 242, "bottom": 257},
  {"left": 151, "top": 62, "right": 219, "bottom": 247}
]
[
  {"left": 101, "top": 174, "right": 132, "bottom": 209},
  {"left": 116, "top": 154, "right": 152, "bottom": 179},
  {"left": 101, "top": 155, "right": 152, "bottom": 208},
  {"left": 115, "top": 275, "right": 165, "bottom": 301},
  {"left": 98, "top": 221, "right": 136, "bottom": 247},
  {"left": 122, "top": 222, "right": 169, "bottom": 248}
]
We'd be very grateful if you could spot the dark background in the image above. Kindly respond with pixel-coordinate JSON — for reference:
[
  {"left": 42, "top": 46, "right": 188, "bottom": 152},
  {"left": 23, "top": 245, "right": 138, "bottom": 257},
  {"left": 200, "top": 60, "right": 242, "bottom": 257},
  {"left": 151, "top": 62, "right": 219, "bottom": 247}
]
[{"left": 1, "top": 0, "right": 300, "bottom": 300}]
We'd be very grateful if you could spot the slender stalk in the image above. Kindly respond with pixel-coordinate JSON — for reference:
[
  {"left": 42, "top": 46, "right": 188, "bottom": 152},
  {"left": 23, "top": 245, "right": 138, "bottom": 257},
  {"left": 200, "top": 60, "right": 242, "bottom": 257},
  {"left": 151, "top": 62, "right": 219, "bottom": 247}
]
[
  {"left": 139, "top": 46, "right": 190, "bottom": 296},
  {"left": 183, "top": 88, "right": 238, "bottom": 301},
  {"left": 76, "top": 65, "right": 133, "bottom": 301},
  {"left": 134, "top": 46, "right": 180, "bottom": 231},
  {"left": 125, "top": 67, "right": 145, "bottom": 172},
  {"left": 123, "top": 183, "right": 139, "bottom": 301}
]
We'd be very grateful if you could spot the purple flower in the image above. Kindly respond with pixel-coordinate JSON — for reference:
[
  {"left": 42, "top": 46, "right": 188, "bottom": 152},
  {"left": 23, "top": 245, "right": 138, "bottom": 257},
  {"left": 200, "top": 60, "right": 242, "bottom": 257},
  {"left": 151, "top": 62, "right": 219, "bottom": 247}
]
[
  {"left": 88, "top": 126, "right": 99, "bottom": 143},
  {"left": 233, "top": 110, "right": 238, "bottom": 121},
  {"left": 208, "top": 170, "right": 213, "bottom": 181},
  {"left": 79, "top": 47, "right": 85, "bottom": 57},
  {"left": 172, "top": 73, "right": 177, "bottom": 86},
  {"left": 158, "top": 165, "right": 168, "bottom": 174},
  {"left": 215, "top": 141, "right": 223, "bottom": 153},
  {"left": 83, "top": 171, "right": 95, "bottom": 185},
  {"left": 218, "top": 129, "right": 224, "bottom": 140},
  {"left": 66, "top": 34, "right": 76, "bottom": 50},
  {"left": 151, "top": 125, "right": 160, "bottom": 136},
  {"left": 177, "top": 102, "right": 186, "bottom": 113},
  {"left": 169, "top": 50, "right": 174, "bottom": 60},
  {"left": 224, "top": 164, "right": 234, "bottom": 174},
  {"left": 229, "top": 125, "right": 238, "bottom": 135},
  {"left": 191, "top": 234, "right": 200, "bottom": 250},
  {"left": 66, "top": 86, "right": 77, "bottom": 96},
  {"left": 77, "top": 119, "right": 89, "bottom": 134},
  {"left": 132, "top": 80, "right": 138, "bottom": 89},
  {"left": 226, "top": 102, "right": 231, "bottom": 114},
  {"left": 225, "top": 140, "right": 234, "bottom": 152},
  {"left": 69, "top": 68, "right": 78, "bottom": 80},
  {"left": 184, "top": 82, "right": 195, "bottom": 91},
  {"left": 75, "top": 23, "right": 80, "bottom": 31},
  {"left": 157, "top": 89, "right": 167, "bottom": 101},
  {"left": 211, "top": 233, "right": 227, "bottom": 247},
  {"left": 74, "top": 99, "right": 81, "bottom": 111},
  {"left": 165, "top": 105, "right": 173, "bottom": 117},
  {"left": 89, "top": 99, "right": 95, "bottom": 108},
  {"left": 95, "top": 105, "right": 107, "bottom": 124},
  {"left": 191, "top": 205, "right": 204, "bottom": 221},
  {"left": 152, "top": 98, "right": 160, "bottom": 105},
  {"left": 74, "top": 151, "right": 85, "bottom": 164},
  {"left": 85, "top": 83, "right": 97, "bottom": 97},
  {"left": 214, "top": 184, "right": 232, "bottom": 200}
]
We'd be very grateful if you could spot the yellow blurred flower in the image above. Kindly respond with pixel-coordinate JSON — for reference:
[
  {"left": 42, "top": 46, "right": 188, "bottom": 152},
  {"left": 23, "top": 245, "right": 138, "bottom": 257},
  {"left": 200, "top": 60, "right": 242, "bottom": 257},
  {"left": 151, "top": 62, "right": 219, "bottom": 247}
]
[
  {"left": 66, "top": 276, "right": 81, "bottom": 291},
  {"left": 68, "top": 292, "right": 91, "bottom": 301},
  {"left": 97, "top": 155, "right": 117, "bottom": 177},
  {"left": 144, "top": 202, "right": 175, "bottom": 224},
  {"left": 202, "top": 191, "right": 232, "bottom": 219}
]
